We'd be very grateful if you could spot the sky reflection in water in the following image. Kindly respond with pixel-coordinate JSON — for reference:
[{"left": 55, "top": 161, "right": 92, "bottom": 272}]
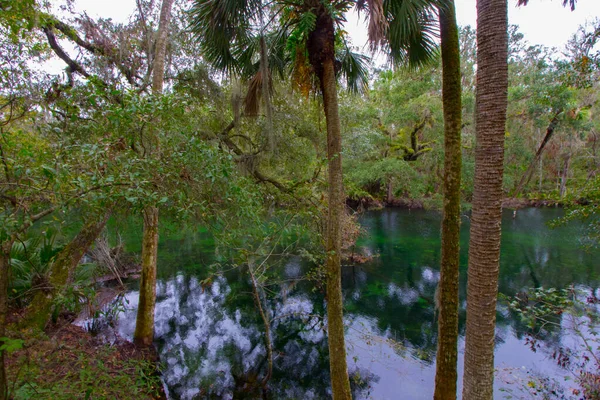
[{"left": 116, "top": 208, "right": 600, "bottom": 399}]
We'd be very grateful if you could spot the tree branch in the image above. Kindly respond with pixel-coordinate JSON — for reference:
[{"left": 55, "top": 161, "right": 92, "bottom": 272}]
[
  {"left": 51, "top": 17, "right": 138, "bottom": 86},
  {"left": 43, "top": 26, "right": 91, "bottom": 78}
]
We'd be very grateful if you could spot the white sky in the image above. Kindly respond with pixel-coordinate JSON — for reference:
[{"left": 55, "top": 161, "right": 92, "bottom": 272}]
[
  {"left": 46, "top": 0, "right": 600, "bottom": 74},
  {"left": 348, "top": 0, "right": 600, "bottom": 50}
]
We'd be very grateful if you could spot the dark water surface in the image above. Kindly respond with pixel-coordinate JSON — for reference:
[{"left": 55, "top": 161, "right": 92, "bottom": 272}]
[{"left": 114, "top": 208, "right": 600, "bottom": 399}]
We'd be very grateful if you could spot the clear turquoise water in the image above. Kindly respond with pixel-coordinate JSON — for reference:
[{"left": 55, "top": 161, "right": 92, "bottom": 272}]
[{"left": 114, "top": 207, "right": 600, "bottom": 399}]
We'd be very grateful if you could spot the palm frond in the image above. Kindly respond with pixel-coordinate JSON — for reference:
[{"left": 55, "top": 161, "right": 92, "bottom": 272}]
[
  {"left": 338, "top": 46, "right": 370, "bottom": 93},
  {"left": 245, "top": 70, "right": 263, "bottom": 116},
  {"left": 267, "top": 27, "right": 292, "bottom": 80},
  {"left": 383, "top": 0, "right": 440, "bottom": 67},
  {"left": 367, "top": 0, "right": 389, "bottom": 51},
  {"left": 188, "top": 0, "right": 262, "bottom": 74},
  {"left": 517, "top": 0, "right": 577, "bottom": 11},
  {"left": 291, "top": 45, "right": 314, "bottom": 97}
]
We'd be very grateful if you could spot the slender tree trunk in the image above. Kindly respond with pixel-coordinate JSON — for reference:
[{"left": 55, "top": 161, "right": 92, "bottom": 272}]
[
  {"left": 134, "top": 0, "right": 173, "bottom": 347},
  {"left": 512, "top": 110, "right": 562, "bottom": 197},
  {"left": 23, "top": 213, "right": 110, "bottom": 330},
  {"left": 0, "top": 242, "right": 12, "bottom": 400},
  {"left": 307, "top": 11, "right": 352, "bottom": 399},
  {"left": 322, "top": 58, "right": 351, "bottom": 400},
  {"left": 151, "top": 0, "right": 173, "bottom": 94},
  {"left": 462, "top": 0, "right": 508, "bottom": 399},
  {"left": 538, "top": 129, "right": 543, "bottom": 192},
  {"left": 134, "top": 206, "right": 159, "bottom": 347},
  {"left": 560, "top": 154, "right": 570, "bottom": 198},
  {"left": 248, "top": 261, "right": 273, "bottom": 388},
  {"left": 259, "top": 35, "right": 274, "bottom": 150},
  {"left": 434, "top": 2, "right": 462, "bottom": 399},
  {"left": 322, "top": 56, "right": 352, "bottom": 400},
  {"left": 321, "top": 59, "right": 352, "bottom": 400}
]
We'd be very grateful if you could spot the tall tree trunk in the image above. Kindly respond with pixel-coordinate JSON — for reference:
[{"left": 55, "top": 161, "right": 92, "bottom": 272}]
[
  {"left": 322, "top": 58, "right": 351, "bottom": 400},
  {"left": 259, "top": 35, "right": 274, "bottom": 150},
  {"left": 151, "top": 0, "right": 173, "bottom": 94},
  {"left": 23, "top": 213, "right": 110, "bottom": 330},
  {"left": 462, "top": 0, "right": 508, "bottom": 399},
  {"left": 307, "top": 12, "right": 352, "bottom": 400},
  {"left": 434, "top": 1, "right": 462, "bottom": 399},
  {"left": 0, "top": 242, "right": 12, "bottom": 400},
  {"left": 134, "top": 206, "right": 159, "bottom": 346},
  {"left": 134, "top": 0, "right": 173, "bottom": 347}
]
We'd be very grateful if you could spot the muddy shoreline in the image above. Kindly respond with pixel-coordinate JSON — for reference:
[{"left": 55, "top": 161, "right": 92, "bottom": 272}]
[{"left": 347, "top": 196, "right": 565, "bottom": 211}]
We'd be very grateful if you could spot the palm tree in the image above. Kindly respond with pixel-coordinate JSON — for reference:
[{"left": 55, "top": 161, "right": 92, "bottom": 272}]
[
  {"left": 134, "top": 0, "right": 175, "bottom": 347},
  {"left": 461, "top": 0, "right": 508, "bottom": 398},
  {"left": 433, "top": 1, "right": 462, "bottom": 399},
  {"left": 189, "top": 1, "right": 439, "bottom": 397}
]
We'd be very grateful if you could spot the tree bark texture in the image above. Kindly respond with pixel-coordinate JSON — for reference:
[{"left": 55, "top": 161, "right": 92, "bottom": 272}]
[
  {"left": 259, "top": 35, "right": 274, "bottom": 150},
  {"left": 23, "top": 214, "right": 110, "bottom": 330},
  {"left": 134, "top": 0, "right": 173, "bottom": 347},
  {"left": 151, "top": 0, "right": 174, "bottom": 94},
  {"left": 462, "top": 0, "right": 508, "bottom": 399},
  {"left": 560, "top": 154, "right": 570, "bottom": 198},
  {"left": 434, "top": 2, "right": 462, "bottom": 399},
  {"left": 307, "top": 11, "right": 352, "bottom": 400},
  {"left": 0, "top": 243, "right": 12, "bottom": 400},
  {"left": 322, "top": 58, "right": 352, "bottom": 400},
  {"left": 134, "top": 206, "right": 159, "bottom": 347}
]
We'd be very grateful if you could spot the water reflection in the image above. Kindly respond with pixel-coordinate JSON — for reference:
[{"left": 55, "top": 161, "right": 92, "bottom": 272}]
[{"left": 114, "top": 208, "right": 599, "bottom": 399}]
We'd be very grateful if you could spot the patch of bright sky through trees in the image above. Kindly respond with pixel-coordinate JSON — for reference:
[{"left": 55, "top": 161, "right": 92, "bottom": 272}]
[{"left": 46, "top": 0, "right": 599, "bottom": 74}]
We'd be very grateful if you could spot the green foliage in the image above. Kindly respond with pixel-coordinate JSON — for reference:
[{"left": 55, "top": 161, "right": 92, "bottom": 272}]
[
  {"left": 8, "top": 336, "right": 163, "bottom": 400},
  {"left": 9, "top": 229, "right": 63, "bottom": 304},
  {"left": 553, "top": 175, "right": 600, "bottom": 247},
  {"left": 0, "top": 337, "right": 24, "bottom": 353}
]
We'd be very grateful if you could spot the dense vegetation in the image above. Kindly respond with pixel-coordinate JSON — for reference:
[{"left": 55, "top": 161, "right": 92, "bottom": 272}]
[{"left": 0, "top": 0, "right": 598, "bottom": 399}]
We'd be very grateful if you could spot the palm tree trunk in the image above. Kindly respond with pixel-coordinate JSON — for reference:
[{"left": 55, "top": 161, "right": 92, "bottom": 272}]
[
  {"left": 0, "top": 242, "right": 12, "bottom": 400},
  {"left": 134, "top": 0, "right": 173, "bottom": 347},
  {"left": 322, "top": 57, "right": 352, "bottom": 400},
  {"left": 434, "top": 1, "right": 462, "bottom": 399},
  {"left": 462, "top": 0, "right": 508, "bottom": 399},
  {"left": 259, "top": 35, "right": 274, "bottom": 150},
  {"left": 307, "top": 11, "right": 352, "bottom": 399},
  {"left": 23, "top": 213, "right": 110, "bottom": 330}
]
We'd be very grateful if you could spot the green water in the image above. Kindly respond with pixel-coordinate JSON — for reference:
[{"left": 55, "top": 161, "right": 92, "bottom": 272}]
[{"left": 114, "top": 207, "right": 599, "bottom": 399}]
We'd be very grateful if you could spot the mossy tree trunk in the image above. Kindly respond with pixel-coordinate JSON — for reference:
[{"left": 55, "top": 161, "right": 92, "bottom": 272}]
[
  {"left": 434, "top": 1, "right": 462, "bottom": 399},
  {"left": 462, "top": 0, "right": 508, "bottom": 398},
  {"left": 134, "top": 206, "right": 159, "bottom": 347},
  {"left": 133, "top": 0, "right": 173, "bottom": 348},
  {"left": 23, "top": 213, "right": 110, "bottom": 330},
  {"left": 0, "top": 242, "right": 12, "bottom": 400},
  {"left": 308, "top": 10, "right": 352, "bottom": 400}
]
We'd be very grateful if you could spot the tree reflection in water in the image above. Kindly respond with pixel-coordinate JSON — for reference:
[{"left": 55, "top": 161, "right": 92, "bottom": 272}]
[
  {"left": 118, "top": 273, "right": 376, "bottom": 399},
  {"left": 111, "top": 208, "right": 599, "bottom": 399}
]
